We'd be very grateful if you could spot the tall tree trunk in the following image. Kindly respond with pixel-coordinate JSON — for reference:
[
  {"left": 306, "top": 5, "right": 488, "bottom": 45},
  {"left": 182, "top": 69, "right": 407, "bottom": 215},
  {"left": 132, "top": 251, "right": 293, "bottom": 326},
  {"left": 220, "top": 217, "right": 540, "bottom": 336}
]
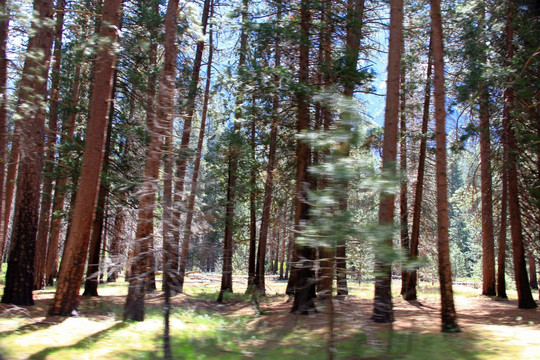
[
  {"left": 497, "top": 163, "right": 508, "bottom": 299},
  {"left": 478, "top": 4, "right": 496, "bottom": 297},
  {"left": 336, "top": 0, "right": 365, "bottom": 298},
  {"left": 430, "top": 0, "right": 460, "bottom": 332},
  {"left": 247, "top": 115, "right": 257, "bottom": 289},
  {"left": 316, "top": 0, "right": 335, "bottom": 301},
  {"left": 503, "top": 0, "right": 537, "bottom": 310},
  {"left": 279, "top": 207, "right": 287, "bottom": 280},
  {"left": 217, "top": 0, "right": 249, "bottom": 303},
  {"left": 142, "top": 1, "right": 160, "bottom": 295},
  {"left": 371, "top": 0, "right": 402, "bottom": 323},
  {"left": 177, "top": 13, "right": 214, "bottom": 292},
  {"left": 253, "top": 5, "right": 281, "bottom": 295},
  {"left": 0, "top": 0, "right": 9, "bottom": 266},
  {"left": 1, "top": 0, "right": 55, "bottom": 306},
  {"left": 403, "top": 39, "right": 432, "bottom": 301},
  {"left": 33, "top": 0, "right": 66, "bottom": 291},
  {"left": 399, "top": 41, "right": 410, "bottom": 296},
  {"left": 290, "top": 0, "right": 316, "bottom": 315},
  {"left": 47, "top": 0, "right": 122, "bottom": 316},
  {"left": 2, "top": 121, "right": 19, "bottom": 260},
  {"left": 83, "top": 73, "right": 116, "bottom": 296},
  {"left": 45, "top": 62, "right": 82, "bottom": 286},
  {"left": 170, "top": 0, "right": 211, "bottom": 284},
  {"left": 107, "top": 206, "right": 126, "bottom": 282},
  {"left": 528, "top": 252, "right": 538, "bottom": 290},
  {"left": 124, "top": 0, "right": 179, "bottom": 321}
]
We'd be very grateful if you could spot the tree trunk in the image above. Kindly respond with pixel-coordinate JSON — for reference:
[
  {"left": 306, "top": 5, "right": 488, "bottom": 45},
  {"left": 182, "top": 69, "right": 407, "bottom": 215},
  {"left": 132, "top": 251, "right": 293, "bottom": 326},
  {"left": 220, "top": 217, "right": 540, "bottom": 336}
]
[
  {"left": 124, "top": 0, "right": 179, "bottom": 321},
  {"left": 0, "top": 0, "right": 9, "bottom": 266},
  {"left": 431, "top": 0, "right": 460, "bottom": 332},
  {"left": 399, "top": 41, "right": 409, "bottom": 296},
  {"left": 290, "top": 0, "right": 316, "bottom": 315},
  {"left": 107, "top": 206, "right": 126, "bottom": 282},
  {"left": 497, "top": 164, "right": 508, "bottom": 299},
  {"left": 247, "top": 116, "right": 257, "bottom": 289},
  {"left": 170, "top": 0, "right": 211, "bottom": 285},
  {"left": 47, "top": 0, "right": 122, "bottom": 316},
  {"left": 503, "top": 0, "right": 537, "bottom": 310},
  {"left": 478, "top": 4, "right": 496, "bottom": 297},
  {"left": 279, "top": 208, "right": 287, "bottom": 280},
  {"left": 45, "top": 61, "right": 82, "bottom": 286},
  {"left": 177, "top": 13, "right": 214, "bottom": 292},
  {"left": 528, "top": 252, "right": 538, "bottom": 290},
  {"left": 83, "top": 73, "right": 116, "bottom": 296},
  {"left": 316, "top": 0, "right": 336, "bottom": 301},
  {"left": 32, "top": 0, "right": 66, "bottom": 291},
  {"left": 253, "top": 7, "right": 281, "bottom": 294},
  {"left": 217, "top": 0, "right": 249, "bottom": 303},
  {"left": 403, "top": 39, "right": 432, "bottom": 301},
  {"left": 1, "top": 0, "right": 55, "bottom": 306},
  {"left": 371, "top": 0, "right": 402, "bottom": 323}
]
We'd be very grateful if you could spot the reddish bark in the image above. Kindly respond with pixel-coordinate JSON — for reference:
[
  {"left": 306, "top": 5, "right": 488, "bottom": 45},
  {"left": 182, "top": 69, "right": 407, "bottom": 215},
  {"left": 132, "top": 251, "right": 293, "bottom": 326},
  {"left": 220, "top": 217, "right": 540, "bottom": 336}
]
[
  {"left": 503, "top": 0, "right": 537, "bottom": 310},
  {"left": 107, "top": 207, "right": 126, "bottom": 282},
  {"left": 290, "top": 0, "right": 316, "bottom": 315},
  {"left": 403, "top": 39, "right": 432, "bottom": 301},
  {"left": 0, "top": 0, "right": 9, "bottom": 264},
  {"left": 34, "top": 0, "right": 66, "bottom": 290},
  {"left": 1, "top": 0, "right": 55, "bottom": 306},
  {"left": 478, "top": 5, "right": 496, "bottom": 297},
  {"left": 45, "top": 62, "right": 82, "bottom": 286},
  {"left": 177, "top": 14, "right": 214, "bottom": 292},
  {"left": 372, "top": 0, "right": 402, "bottom": 323},
  {"left": 399, "top": 41, "right": 409, "bottom": 296},
  {"left": 48, "top": 0, "right": 122, "bottom": 315},
  {"left": 497, "top": 165, "right": 508, "bottom": 299},
  {"left": 124, "top": 0, "right": 179, "bottom": 321},
  {"left": 217, "top": 0, "right": 249, "bottom": 303},
  {"left": 431, "top": 0, "right": 460, "bottom": 332},
  {"left": 253, "top": 7, "right": 281, "bottom": 294},
  {"left": 83, "top": 73, "right": 116, "bottom": 296}
]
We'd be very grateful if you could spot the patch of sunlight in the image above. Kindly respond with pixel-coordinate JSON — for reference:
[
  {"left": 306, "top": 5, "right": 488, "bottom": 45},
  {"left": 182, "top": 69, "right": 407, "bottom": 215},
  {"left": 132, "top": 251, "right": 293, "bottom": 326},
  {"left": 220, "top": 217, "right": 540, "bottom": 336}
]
[
  {"left": 0, "top": 317, "right": 118, "bottom": 359},
  {"left": 0, "top": 317, "right": 27, "bottom": 332},
  {"left": 478, "top": 324, "right": 540, "bottom": 360}
]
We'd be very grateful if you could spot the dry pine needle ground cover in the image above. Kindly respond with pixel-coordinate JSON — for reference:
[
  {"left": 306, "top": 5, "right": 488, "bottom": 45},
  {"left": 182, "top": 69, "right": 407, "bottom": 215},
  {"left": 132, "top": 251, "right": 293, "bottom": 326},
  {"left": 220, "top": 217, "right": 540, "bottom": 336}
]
[{"left": 0, "top": 274, "right": 539, "bottom": 359}]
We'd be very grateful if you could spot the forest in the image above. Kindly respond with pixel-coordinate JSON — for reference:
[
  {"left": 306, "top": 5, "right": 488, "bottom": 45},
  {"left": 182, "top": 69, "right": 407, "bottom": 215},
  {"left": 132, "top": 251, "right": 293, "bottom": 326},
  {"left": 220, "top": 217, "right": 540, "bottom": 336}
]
[{"left": 0, "top": 0, "right": 539, "bottom": 358}]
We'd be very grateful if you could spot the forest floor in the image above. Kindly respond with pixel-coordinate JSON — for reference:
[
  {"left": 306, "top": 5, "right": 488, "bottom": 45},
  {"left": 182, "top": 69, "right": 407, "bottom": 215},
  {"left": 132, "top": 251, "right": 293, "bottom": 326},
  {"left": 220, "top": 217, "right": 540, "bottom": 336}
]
[{"left": 0, "top": 273, "right": 539, "bottom": 359}]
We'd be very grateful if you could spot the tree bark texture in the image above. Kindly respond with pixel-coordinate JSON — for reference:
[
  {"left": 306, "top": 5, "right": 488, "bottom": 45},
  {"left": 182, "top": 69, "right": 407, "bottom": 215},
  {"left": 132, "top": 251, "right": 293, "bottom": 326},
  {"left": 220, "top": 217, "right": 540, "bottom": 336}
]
[
  {"left": 431, "top": 0, "right": 460, "bottom": 332},
  {"left": 0, "top": 0, "right": 9, "bottom": 265},
  {"left": 45, "top": 62, "right": 82, "bottom": 286},
  {"left": 372, "top": 0, "right": 402, "bottom": 324},
  {"left": 403, "top": 40, "right": 432, "bottom": 301},
  {"left": 497, "top": 164, "right": 508, "bottom": 299},
  {"left": 124, "top": 0, "right": 179, "bottom": 321},
  {"left": 83, "top": 73, "right": 116, "bottom": 296},
  {"left": 48, "top": 0, "right": 122, "bottom": 315},
  {"left": 1, "top": 0, "right": 55, "bottom": 306},
  {"left": 253, "top": 6, "right": 281, "bottom": 294},
  {"left": 290, "top": 0, "right": 316, "bottom": 315},
  {"left": 217, "top": 0, "right": 249, "bottom": 303},
  {"left": 478, "top": 5, "right": 496, "bottom": 296},
  {"left": 107, "top": 206, "right": 126, "bottom": 282},
  {"left": 177, "top": 14, "right": 214, "bottom": 292},
  {"left": 503, "top": 0, "right": 537, "bottom": 310},
  {"left": 399, "top": 41, "right": 410, "bottom": 296},
  {"left": 33, "top": 0, "right": 66, "bottom": 291},
  {"left": 170, "top": 0, "right": 211, "bottom": 285}
]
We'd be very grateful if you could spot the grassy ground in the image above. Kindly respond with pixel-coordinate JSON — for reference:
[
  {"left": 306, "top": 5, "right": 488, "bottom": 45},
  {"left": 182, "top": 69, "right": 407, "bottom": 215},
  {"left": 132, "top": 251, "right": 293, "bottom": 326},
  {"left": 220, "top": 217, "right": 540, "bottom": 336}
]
[{"left": 0, "top": 272, "right": 538, "bottom": 359}]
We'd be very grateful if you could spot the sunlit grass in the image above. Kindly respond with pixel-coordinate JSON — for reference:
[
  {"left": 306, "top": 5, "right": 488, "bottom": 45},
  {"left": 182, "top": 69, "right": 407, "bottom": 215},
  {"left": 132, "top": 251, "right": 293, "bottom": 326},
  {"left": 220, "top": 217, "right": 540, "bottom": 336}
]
[{"left": 0, "top": 274, "right": 539, "bottom": 359}]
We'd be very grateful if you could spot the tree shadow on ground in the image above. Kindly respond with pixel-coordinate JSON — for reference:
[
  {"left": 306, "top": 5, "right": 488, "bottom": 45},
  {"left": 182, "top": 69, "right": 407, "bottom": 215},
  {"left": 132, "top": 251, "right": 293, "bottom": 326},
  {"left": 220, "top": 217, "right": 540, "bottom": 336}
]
[
  {"left": 26, "top": 322, "right": 128, "bottom": 360},
  {"left": 0, "top": 316, "right": 65, "bottom": 337}
]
